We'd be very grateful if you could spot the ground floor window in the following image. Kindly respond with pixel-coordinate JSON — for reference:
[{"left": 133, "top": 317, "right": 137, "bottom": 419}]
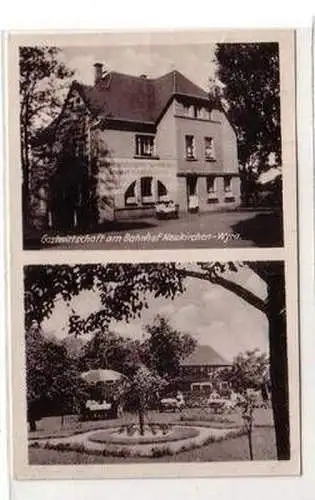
[
  {"left": 157, "top": 180, "right": 168, "bottom": 201},
  {"left": 207, "top": 176, "right": 219, "bottom": 204},
  {"left": 224, "top": 176, "right": 235, "bottom": 202},
  {"left": 124, "top": 177, "right": 169, "bottom": 207},
  {"left": 141, "top": 176, "right": 153, "bottom": 204},
  {"left": 207, "top": 176, "right": 217, "bottom": 193},
  {"left": 125, "top": 181, "right": 137, "bottom": 206},
  {"left": 224, "top": 176, "right": 232, "bottom": 192}
]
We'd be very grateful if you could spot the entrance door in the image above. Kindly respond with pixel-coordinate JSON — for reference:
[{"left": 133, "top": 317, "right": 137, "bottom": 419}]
[{"left": 186, "top": 175, "right": 199, "bottom": 212}]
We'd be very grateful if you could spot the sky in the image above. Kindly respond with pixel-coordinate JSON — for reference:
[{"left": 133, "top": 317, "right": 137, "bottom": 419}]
[
  {"left": 60, "top": 43, "right": 218, "bottom": 92},
  {"left": 43, "top": 264, "right": 269, "bottom": 363}
]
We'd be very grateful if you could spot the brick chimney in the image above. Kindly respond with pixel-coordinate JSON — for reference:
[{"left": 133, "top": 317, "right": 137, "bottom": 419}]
[{"left": 94, "top": 63, "right": 103, "bottom": 85}]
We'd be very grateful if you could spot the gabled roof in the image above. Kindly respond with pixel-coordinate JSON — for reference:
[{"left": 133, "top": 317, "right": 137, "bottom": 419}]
[
  {"left": 76, "top": 69, "right": 211, "bottom": 123},
  {"left": 181, "top": 345, "right": 229, "bottom": 367},
  {"left": 33, "top": 69, "right": 215, "bottom": 145}
]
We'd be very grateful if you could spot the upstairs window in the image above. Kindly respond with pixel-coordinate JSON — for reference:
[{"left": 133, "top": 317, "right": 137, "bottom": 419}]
[
  {"left": 185, "top": 135, "right": 196, "bottom": 159},
  {"left": 183, "top": 104, "right": 196, "bottom": 118},
  {"left": 135, "top": 135, "right": 155, "bottom": 157},
  {"left": 201, "top": 108, "right": 211, "bottom": 120},
  {"left": 205, "top": 137, "right": 215, "bottom": 160},
  {"left": 195, "top": 106, "right": 203, "bottom": 119}
]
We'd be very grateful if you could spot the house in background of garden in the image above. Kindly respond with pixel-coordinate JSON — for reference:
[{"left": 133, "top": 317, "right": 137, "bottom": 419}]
[
  {"left": 32, "top": 63, "right": 241, "bottom": 231},
  {"left": 179, "top": 344, "right": 231, "bottom": 395}
]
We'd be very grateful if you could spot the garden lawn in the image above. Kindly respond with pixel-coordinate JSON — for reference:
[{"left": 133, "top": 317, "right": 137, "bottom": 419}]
[
  {"left": 28, "top": 408, "right": 274, "bottom": 440},
  {"left": 29, "top": 427, "right": 276, "bottom": 464}
]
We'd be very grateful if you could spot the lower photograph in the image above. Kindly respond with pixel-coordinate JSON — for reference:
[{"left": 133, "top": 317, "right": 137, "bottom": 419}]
[{"left": 15, "top": 259, "right": 300, "bottom": 478}]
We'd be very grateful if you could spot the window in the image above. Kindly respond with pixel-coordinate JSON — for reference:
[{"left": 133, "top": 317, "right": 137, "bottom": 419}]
[
  {"left": 135, "top": 135, "right": 155, "bottom": 157},
  {"left": 140, "top": 176, "right": 153, "bottom": 203},
  {"left": 183, "top": 104, "right": 195, "bottom": 117},
  {"left": 207, "top": 176, "right": 219, "bottom": 204},
  {"left": 196, "top": 107, "right": 203, "bottom": 119},
  {"left": 183, "top": 104, "right": 190, "bottom": 116},
  {"left": 185, "top": 135, "right": 196, "bottom": 159},
  {"left": 201, "top": 108, "right": 211, "bottom": 120},
  {"left": 207, "top": 176, "right": 216, "bottom": 194},
  {"left": 157, "top": 180, "right": 168, "bottom": 201},
  {"left": 124, "top": 181, "right": 137, "bottom": 206},
  {"left": 205, "top": 137, "right": 215, "bottom": 160},
  {"left": 188, "top": 105, "right": 195, "bottom": 117},
  {"left": 224, "top": 176, "right": 232, "bottom": 193},
  {"left": 224, "top": 176, "right": 235, "bottom": 202}
]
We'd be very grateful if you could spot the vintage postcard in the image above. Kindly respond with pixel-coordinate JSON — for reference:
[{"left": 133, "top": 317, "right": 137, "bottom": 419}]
[
  {"left": 6, "top": 29, "right": 299, "bottom": 479},
  {"left": 7, "top": 30, "right": 296, "bottom": 251}
]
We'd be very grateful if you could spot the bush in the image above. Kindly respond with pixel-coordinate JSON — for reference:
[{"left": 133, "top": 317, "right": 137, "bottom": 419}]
[
  {"left": 151, "top": 446, "right": 173, "bottom": 458},
  {"left": 29, "top": 441, "right": 40, "bottom": 448}
]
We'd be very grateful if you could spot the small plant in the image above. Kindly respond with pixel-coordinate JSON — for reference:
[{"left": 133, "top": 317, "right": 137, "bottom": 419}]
[
  {"left": 160, "top": 423, "right": 170, "bottom": 435},
  {"left": 149, "top": 423, "right": 157, "bottom": 435},
  {"left": 114, "top": 447, "right": 132, "bottom": 458},
  {"left": 236, "top": 390, "right": 259, "bottom": 460},
  {"left": 29, "top": 441, "right": 40, "bottom": 448},
  {"left": 151, "top": 446, "right": 173, "bottom": 457},
  {"left": 70, "top": 443, "right": 86, "bottom": 454},
  {"left": 126, "top": 424, "right": 136, "bottom": 436}
]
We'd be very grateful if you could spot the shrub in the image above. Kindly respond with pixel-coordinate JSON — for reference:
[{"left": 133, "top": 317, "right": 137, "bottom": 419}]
[
  {"left": 29, "top": 441, "right": 40, "bottom": 448},
  {"left": 151, "top": 446, "right": 173, "bottom": 457}
]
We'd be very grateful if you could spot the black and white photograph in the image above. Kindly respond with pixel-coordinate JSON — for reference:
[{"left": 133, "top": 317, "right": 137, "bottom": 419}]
[
  {"left": 20, "top": 260, "right": 295, "bottom": 472},
  {"left": 7, "top": 30, "right": 299, "bottom": 480},
  {"left": 18, "top": 40, "right": 285, "bottom": 250}
]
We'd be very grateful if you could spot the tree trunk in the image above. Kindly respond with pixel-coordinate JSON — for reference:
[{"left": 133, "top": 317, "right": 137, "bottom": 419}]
[
  {"left": 29, "top": 418, "right": 37, "bottom": 432},
  {"left": 139, "top": 407, "right": 145, "bottom": 436},
  {"left": 247, "top": 422, "right": 254, "bottom": 460},
  {"left": 267, "top": 273, "right": 290, "bottom": 460}
]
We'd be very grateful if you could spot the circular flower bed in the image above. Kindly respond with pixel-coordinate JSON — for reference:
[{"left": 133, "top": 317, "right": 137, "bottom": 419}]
[
  {"left": 89, "top": 425, "right": 199, "bottom": 445},
  {"left": 29, "top": 424, "right": 239, "bottom": 458}
]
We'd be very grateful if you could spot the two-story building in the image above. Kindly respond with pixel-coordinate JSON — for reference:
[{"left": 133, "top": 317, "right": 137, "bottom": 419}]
[
  {"left": 32, "top": 64, "right": 240, "bottom": 230},
  {"left": 179, "top": 344, "right": 231, "bottom": 395}
]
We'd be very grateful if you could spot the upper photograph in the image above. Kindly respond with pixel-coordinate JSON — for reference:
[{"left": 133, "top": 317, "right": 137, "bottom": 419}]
[{"left": 13, "top": 33, "right": 294, "bottom": 250}]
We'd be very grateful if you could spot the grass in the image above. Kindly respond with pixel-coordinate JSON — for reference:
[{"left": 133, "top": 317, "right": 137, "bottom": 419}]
[
  {"left": 28, "top": 408, "right": 275, "bottom": 463},
  {"left": 179, "top": 407, "right": 273, "bottom": 428},
  {"left": 28, "top": 427, "right": 276, "bottom": 464}
]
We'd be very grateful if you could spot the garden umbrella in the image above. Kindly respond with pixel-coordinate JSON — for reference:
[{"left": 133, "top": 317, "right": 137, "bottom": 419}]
[{"left": 80, "top": 369, "right": 126, "bottom": 385}]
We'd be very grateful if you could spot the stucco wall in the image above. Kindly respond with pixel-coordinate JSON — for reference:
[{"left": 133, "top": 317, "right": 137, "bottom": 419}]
[
  {"left": 211, "top": 110, "right": 239, "bottom": 174},
  {"left": 175, "top": 116, "right": 224, "bottom": 175},
  {"left": 155, "top": 101, "right": 177, "bottom": 159},
  {"left": 99, "top": 129, "right": 138, "bottom": 159}
]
